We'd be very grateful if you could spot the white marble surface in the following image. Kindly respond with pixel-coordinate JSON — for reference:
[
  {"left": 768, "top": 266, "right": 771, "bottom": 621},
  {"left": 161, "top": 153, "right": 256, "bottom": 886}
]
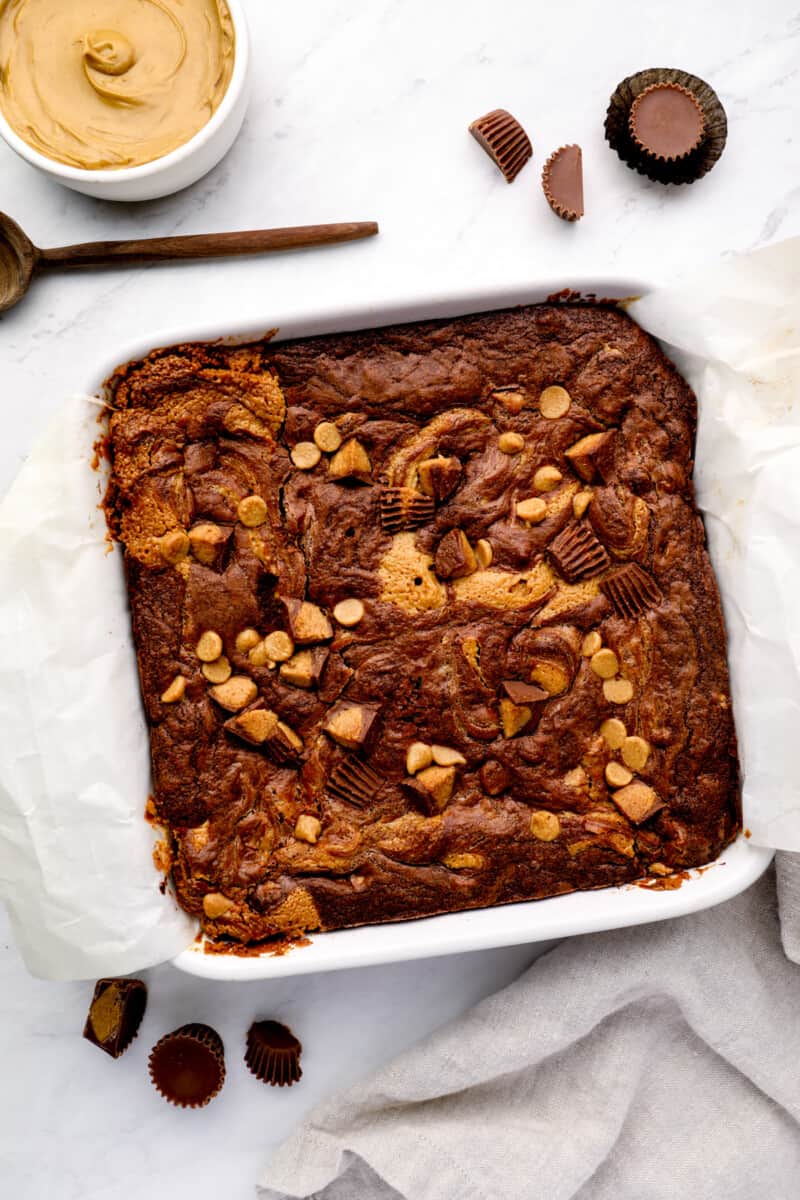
[{"left": 1, "top": 0, "right": 799, "bottom": 1196}]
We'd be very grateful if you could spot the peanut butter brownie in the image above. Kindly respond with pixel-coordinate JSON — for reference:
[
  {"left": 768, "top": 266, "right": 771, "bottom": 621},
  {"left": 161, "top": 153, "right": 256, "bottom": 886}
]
[{"left": 105, "top": 304, "right": 740, "bottom": 946}]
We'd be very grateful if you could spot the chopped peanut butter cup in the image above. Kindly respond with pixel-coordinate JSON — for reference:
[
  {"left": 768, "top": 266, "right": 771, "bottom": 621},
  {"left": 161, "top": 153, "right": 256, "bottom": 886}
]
[
  {"left": 328, "top": 756, "right": 383, "bottom": 806},
  {"left": 469, "top": 108, "right": 532, "bottom": 182},
  {"left": 245, "top": 1020, "right": 302, "bottom": 1087},
  {"left": 148, "top": 1024, "right": 225, "bottom": 1108},
  {"left": 83, "top": 977, "right": 146, "bottom": 1059},
  {"left": 542, "top": 144, "right": 584, "bottom": 221},
  {"left": 547, "top": 524, "right": 609, "bottom": 582},
  {"left": 379, "top": 487, "right": 435, "bottom": 533},
  {"left": 601, "top": 563, "right": 663, "bottom": 617}
]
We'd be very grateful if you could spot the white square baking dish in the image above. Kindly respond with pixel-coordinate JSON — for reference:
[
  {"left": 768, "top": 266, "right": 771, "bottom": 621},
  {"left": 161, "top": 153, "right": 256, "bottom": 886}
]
[{"left": 90, "top": 277, "right": 772, "bottom": 981}]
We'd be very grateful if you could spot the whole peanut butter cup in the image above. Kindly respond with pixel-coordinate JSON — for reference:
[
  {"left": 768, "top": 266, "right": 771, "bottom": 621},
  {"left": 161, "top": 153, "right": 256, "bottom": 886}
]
[
  {"left": 629, "top": 83, "right": 705, "bottom": 162},
  {"left": 541, "top": 144, "right": 584, "bottom": 221},
  {"left": 605, "top": 67, "right": 727, "bottom": 184},
  {"left": 245, "top": 1020, "right": 302, "bottom": 1087},
  {"left": 148, "top": 1023, "right": 225, "bottom": 1108},
  {"left": 469, "top": 109, "right": 532, "bottom": 183}
]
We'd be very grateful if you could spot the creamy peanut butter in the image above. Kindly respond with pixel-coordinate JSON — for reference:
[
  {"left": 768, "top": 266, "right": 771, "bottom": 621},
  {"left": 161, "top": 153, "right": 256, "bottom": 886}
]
[{"left": 0, "top": 0, "right": 234, "bottom": 169}]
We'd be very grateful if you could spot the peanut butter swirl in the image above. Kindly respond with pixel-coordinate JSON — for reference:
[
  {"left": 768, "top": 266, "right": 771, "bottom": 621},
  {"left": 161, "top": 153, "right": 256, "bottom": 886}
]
[{"left": 0, "top": 0, "right": 234, "bottom": 169}]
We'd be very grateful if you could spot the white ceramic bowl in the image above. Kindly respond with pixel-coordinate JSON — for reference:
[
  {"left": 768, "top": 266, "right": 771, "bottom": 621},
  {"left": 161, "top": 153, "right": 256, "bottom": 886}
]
[{"left": 0, "top": 0, "right": 250, "bottom": 202}]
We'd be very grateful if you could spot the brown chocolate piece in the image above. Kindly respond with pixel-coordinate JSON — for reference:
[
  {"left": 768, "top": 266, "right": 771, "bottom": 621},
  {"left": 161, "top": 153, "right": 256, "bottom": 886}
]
[
  {"left": 83, "top": 977, "right": 146, "bottom": 1059},
  {"left": 547, "top": 524, "right": 610, "bottom": 582},
  {"left": 469, "top": 108, "right": 532, "bottom": 183},
  {"left": 244, "top": 1020, "right": 302, "bottom": 1087},
  {"left": 417, "top": 456, "right": 462, "bottom": 502},
  {"left": 605, "top": 67, "right": 727, "bottom": 185},
  {"left": 328, "top": 756, "right": 383, "bottom": 806},
  {"left": 148, "top": 1023, "right": 225, "bottom": 1108},
  {"left": 601, "top": 563, "right": 663, "bottom": 618},
  {"left": 629, "top": 83, "right": 705, "bottom": 162},
  {"left": 542, "top": 144, "right": 584, "bottom": 221},
  {"left": 479, "top": 758, "right": 512, "bottom": 796},
  {"left": 434, "top": 529, "right": 477, "bottom": 580},
  {"left": 501, "top": 680, "right": 549, "bottom": 705},
  {"left": 379, "top": 487, "right": 435, "bottom": 533}
]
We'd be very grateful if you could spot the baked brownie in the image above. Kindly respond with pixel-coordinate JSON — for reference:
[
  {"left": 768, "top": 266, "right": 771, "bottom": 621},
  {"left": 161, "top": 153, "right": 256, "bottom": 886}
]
[{"left": 104, "top": 304, "right": 740, "bottom": 945}]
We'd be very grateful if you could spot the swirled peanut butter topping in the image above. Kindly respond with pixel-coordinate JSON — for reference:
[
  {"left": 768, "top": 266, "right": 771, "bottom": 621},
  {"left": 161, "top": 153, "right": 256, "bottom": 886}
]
[{"left": 0, "top": 0, "right": 235, "bottom": 169}]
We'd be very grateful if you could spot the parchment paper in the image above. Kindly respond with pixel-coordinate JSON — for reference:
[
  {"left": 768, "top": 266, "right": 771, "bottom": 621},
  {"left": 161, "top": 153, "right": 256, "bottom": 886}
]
[
  {"left": 1, "top": 239, "right": 798, "bottom": 981},
  {"left": 0, "top": 401, "right": 194, "bottom": 979}
]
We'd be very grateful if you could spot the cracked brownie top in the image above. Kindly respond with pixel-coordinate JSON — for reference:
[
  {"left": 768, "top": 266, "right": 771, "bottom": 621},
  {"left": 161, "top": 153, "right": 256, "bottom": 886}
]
[{"left": 104, "top": 303, "right": 739, "bottom": 946}]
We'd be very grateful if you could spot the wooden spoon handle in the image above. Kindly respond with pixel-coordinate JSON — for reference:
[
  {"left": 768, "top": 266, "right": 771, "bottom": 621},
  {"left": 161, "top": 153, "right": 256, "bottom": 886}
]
[{"left": 37, "top": 221, "right": 379, "bottom": 269}]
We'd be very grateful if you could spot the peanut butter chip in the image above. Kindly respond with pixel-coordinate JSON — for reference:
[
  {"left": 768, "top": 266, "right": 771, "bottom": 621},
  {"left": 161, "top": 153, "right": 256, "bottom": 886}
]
[
  {"left": 622, "top": 736, "right": 650, "bottom": 771},
  {"left": 443, "top": 852, "right": 484, "bottom": 870},
  {"left": 432, "top": 745, "right": 467, "bottom": 767},
  {"left": 516, "top": 497, "right": 547, "bottom": 523},
  {"left": 158, "top": 529, "right": 189, "bottom": 564},
  {"left": 406, "top": 742, "right": 433, "bottom": 774},
  {"left": 604, "top": 677, "right": 634, "bottom": 704},
  {"left": 333, "top": 598, "right": 365, "bottom": 627},
  {"left": 263, "top": 631, "right": 294, "bottom": 662},
  {"left": 235, "top": 628, "right": 261, "bottom": 653},
  {"left": 534, "top": 465, "right": 563, "bottom": 492},
  {"left": 539, "top": 386, "right": 571, "bottom": 419},
  {"left": 600, "top": 718, "right": 627, "bottom": 749},
  {"left": 160, "top": 675, "right": 186, "bottom": 703},
  {"left": 237, "top": 494, "right": 268, "bottom": 527},
  {"left": 581, "top": 631, "right": 602, "bottom": 657},
  {"left": 196, "top": 630, "right": 223, "bottom": 662},
  {"left": 605, "top": 761, "right": 633, "bottom": 788},
  {"left": 573, "top": 490, "right": 593, "bottom": 519},
  {"left": 248, "top": 641, "right": 274, "bottom": 668},
  {"left": 291, "top": 442, "right": 322, "bottom": 471},
  {"left": 295, "top": 814, "right": 322, "bottom": 844},
  {"left": 530, "top": 810, "right": 561, "bottom": 841},
  {"left": 475, "top": 538, "right": 493, "bottom": 568},
  {"left": 188, "top": 522, "right": 227, "bottom": 566},
  {"left": 498, "top": 431, "right": 524, "bottom": 454},
  {"left": 209, "top": 676, "right": 258, "bottom": 712},
  {"left": 313, "top": 422, "right": 342, "bottom": 453},
  {"left": 590, "top": 648, "right": 619, "bottom": 679},
  {"left": 203, "top": 892, "right": 233, "bottom": 919},
  {"left": 201, "top": 655, "right": 232, "bottom": 684}
]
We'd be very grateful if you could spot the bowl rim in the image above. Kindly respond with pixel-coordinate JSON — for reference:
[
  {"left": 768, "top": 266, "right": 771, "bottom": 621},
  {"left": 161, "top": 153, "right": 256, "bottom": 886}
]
[{"left": 0, "top": 0, "right": 249, "bottom": 184}]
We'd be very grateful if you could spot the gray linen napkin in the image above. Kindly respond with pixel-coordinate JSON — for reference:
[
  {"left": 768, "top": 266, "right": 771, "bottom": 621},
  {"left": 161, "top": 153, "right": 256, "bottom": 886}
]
[{"left": 259, "top": 857, "right": 800, "bottom": 1200}]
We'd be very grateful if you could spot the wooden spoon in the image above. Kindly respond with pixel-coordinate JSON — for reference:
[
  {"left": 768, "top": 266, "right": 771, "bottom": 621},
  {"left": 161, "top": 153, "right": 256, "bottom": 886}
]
[{"left": 0, "top": 213, "right": 379, "bottom": 313}]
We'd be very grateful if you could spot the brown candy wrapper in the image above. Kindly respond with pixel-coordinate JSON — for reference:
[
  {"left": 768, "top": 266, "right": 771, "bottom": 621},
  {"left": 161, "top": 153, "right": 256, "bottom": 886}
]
[
  {"left": 148, "top": 1023, "right": 225, "bottom": 1108},
  {"left": 245, "top": 1020, "right": 302, "bottom": 1087},
  {"left": 605, "top": 67, "right": 727, "bottom": 184}
]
